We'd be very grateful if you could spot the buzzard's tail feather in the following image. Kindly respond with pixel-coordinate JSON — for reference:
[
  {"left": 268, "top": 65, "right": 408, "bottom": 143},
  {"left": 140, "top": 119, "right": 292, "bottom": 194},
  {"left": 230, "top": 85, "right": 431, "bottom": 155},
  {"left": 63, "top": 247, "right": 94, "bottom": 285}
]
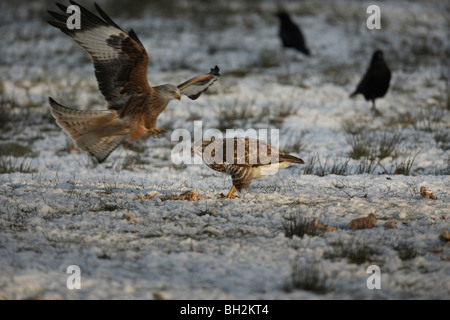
[
  {"left": 279, "top": 153, "right": 305, "bottom": 164},
  {"left": 49, "top": 97, "right": 125, "bottom": 163},
  {"left": 255, "top": 153, "right": 304, "bottom": 177}
]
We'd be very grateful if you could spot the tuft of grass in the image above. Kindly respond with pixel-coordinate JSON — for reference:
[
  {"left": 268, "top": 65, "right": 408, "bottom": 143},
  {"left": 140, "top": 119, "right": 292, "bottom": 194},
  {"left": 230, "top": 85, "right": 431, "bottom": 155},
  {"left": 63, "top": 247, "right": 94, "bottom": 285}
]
[
  {"left": 303, "top": 153, "right": 350, "bottom": 176},
  {"left": 329, "top": 158, "right": 350, "bottom": 175},
  {"left": 283, "top": 214, "right": 324, "bottom": 239},
  {"left": 342, "top": 118, "right": 368, "bottom": 135},
  {"left": 434, "top": 130, "right": 450, "bottom": 151},
  {"left": 216, "top": 98, "right": 257, "bottom": 132},
  {"left": 0, "top": 142, "right": 36, "bottom": 158},
  {"left": 0, "top": 94, "right": 52, "bottom": 133},
  {"left": 392, "top": 153, "right": 419, "bottom": 176},
  {"left": 377, "top": 132, "right": 404, "bottom": 159},
  {"left": 284, "top": 261, "right": 330, "bottom": 294},
  {"left": 248, "top": 49, "right": 280, "bottom": 69},
  {"left": 378, "top": 151, "right": 419, "bottom": 176},
  {"left": 394, "top": 242, "right": 417, "bottom": 261},
  {"left": 347, "top": 133, "right": 371, "bottom": 160},
  {"left": 0, "top": 206, "right": 29, "bottom": 232},
  {"left": 347, "top": 131, "right": 403, "bottom": 161},
  {"left": 321, "top": 62, "right": 355, "bottom": 86},
  {"left": 0, "top": 156, "right": 36, "bottom": 174},
  {"left": 0, "top": 97, "right": 14, "bottom": 131},
  {"left": 101, "top": 179, "right": 120, "bottom": 195},
  {"left": 345, "top": 131, "right": 406, "bottom": 174},
  {"left": 434, "top": 156, "right": 450, "bottom": 175},
  {"left": 355, "top": 157, "right": 380, "bottom": 175},
  {"left": 280, "top": 130, "right": 307, "bottom": 155},
  {"left": 412, "top": 106, "right": 447, "bottom": 133},
  {"left": 383, "top": 111, "right": 415, "bottom": 130},
  {"left": 324, "top": 238, "right": 379, "bottom": 265},
  {"left": 274, "top": 103, "right": 298, "bottom": 119}
]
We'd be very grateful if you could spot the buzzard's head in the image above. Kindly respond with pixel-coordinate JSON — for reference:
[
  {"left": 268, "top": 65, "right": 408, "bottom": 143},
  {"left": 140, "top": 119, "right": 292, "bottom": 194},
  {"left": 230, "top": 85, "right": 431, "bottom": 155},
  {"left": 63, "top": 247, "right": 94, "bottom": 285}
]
[{"left": 191, "top": 139, "right": 215, "bottom": 156}]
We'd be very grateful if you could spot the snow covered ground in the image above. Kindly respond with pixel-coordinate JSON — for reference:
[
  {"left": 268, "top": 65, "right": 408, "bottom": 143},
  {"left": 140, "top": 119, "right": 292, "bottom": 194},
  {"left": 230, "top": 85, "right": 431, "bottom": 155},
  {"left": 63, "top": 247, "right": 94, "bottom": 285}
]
[{"left": 0, "top": 0, "right": 449, "bottom": 300}]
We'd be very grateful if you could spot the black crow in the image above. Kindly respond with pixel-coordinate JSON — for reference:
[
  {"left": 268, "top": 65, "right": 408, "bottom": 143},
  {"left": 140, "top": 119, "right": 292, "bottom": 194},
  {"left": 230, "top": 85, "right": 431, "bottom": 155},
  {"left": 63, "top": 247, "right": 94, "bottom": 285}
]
[
  {"left": 276, "top": 11, "right": 310, "bottom": 56},
  {"left": 350, "top": 50, "right": 391, "bottom": 114}
]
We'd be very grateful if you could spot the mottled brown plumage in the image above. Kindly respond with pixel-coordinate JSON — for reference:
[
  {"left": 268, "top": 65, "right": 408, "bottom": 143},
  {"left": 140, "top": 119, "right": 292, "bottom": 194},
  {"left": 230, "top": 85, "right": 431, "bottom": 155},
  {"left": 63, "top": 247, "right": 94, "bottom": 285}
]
[
  {"left": 47, "top": 1, "right": 220, "bottom": 162},
  {"left": 194, "top": 137, "right": 305, "bottom": 199}
]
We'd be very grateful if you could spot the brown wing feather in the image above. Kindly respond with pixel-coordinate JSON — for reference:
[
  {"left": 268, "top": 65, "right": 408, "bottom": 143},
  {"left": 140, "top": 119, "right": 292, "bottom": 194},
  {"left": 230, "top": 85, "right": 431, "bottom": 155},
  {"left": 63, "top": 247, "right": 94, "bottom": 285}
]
[
  {"left": 223, "top": 138, "right": 278, "bottom": 167},
  {"left": 177, "top": 66, "right": 220, "bottom": 100},
  {"left": 203, "top": 137, "right": 304, "bottom": 167},
  {"left": 47, "top": 1, "right": 152, "bottom": 110}
]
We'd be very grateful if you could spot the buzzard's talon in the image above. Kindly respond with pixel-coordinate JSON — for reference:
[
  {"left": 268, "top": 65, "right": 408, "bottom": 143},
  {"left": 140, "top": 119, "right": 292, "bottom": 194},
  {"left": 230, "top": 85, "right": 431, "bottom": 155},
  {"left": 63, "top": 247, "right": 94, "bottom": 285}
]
[
  {"left": 218, "top": 194, "right": 237, "bottom": 200},
  {"left": 218, "top": 186, "right": 237, "bottom": 200}
]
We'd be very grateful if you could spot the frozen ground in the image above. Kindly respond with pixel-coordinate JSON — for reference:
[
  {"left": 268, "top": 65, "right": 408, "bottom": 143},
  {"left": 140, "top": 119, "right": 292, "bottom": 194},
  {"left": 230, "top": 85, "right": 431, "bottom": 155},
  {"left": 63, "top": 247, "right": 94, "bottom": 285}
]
[{"left": 0, "top": 0, "right": 449, "bottom": 300}]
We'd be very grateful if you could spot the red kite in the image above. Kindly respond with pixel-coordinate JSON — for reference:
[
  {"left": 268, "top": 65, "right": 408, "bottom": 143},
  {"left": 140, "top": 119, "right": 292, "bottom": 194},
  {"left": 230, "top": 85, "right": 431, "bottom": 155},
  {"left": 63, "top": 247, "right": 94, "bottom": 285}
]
[{"left": 48, "top": 1, "right": 220, "bottom": 162}]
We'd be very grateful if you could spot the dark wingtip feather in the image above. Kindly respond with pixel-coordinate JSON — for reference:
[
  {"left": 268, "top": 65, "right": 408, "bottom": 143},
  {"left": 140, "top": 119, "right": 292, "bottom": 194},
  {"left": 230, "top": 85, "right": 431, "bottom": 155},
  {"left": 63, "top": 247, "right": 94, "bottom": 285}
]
[
  {"left": 187, "top": 93, "right": 201, "bottom": 101},
  {"left": 210, "top": 65, "right": 220, "bottom": 76},
  {"left": 128, "top": 29, "right": 144, "bottom": 48},
  {"left": 69, "top": 0, "right": 81, "bottom": 7},
  {"left": 95, "top": 2, "right": 122, "bottom": 30},
  {"left": 47, "top": 9, "right": 67, "bottom": 23},
  {"left": 48, "top": 96, "right": 56, "bottom": 105},
  {"left": 55, "top": 2, "right": 68, "bottom": 12},
  {"left": 69, "top": 0, "right": 107, "bottom": 26}
]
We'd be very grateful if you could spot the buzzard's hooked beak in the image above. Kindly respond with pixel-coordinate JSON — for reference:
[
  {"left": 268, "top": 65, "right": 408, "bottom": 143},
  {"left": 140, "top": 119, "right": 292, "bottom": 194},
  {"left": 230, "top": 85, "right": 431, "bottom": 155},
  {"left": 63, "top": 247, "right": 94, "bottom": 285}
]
[{"left": 174, "top": 92, "right": 181, "bottom": 100}]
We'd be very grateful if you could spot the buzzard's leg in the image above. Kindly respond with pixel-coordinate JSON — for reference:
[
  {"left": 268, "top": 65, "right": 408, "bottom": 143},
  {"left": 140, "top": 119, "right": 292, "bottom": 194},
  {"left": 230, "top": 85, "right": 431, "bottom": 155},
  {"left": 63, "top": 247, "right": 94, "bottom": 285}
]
[{"left": 219, "top": 185, "right": 237, "bottom": 200}]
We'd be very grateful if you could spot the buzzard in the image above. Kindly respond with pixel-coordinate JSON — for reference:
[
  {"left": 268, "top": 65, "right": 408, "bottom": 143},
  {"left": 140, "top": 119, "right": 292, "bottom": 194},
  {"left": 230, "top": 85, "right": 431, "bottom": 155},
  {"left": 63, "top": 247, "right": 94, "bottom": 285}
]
[
  {"left": 350, "top": 50, "right": 391, "bottom": 114},
  {"left": 194, "top": 137, "right": 305, "bottom": 199},
  {"left": 47, "top": 1, "right": 220, "bottom": 163}
]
